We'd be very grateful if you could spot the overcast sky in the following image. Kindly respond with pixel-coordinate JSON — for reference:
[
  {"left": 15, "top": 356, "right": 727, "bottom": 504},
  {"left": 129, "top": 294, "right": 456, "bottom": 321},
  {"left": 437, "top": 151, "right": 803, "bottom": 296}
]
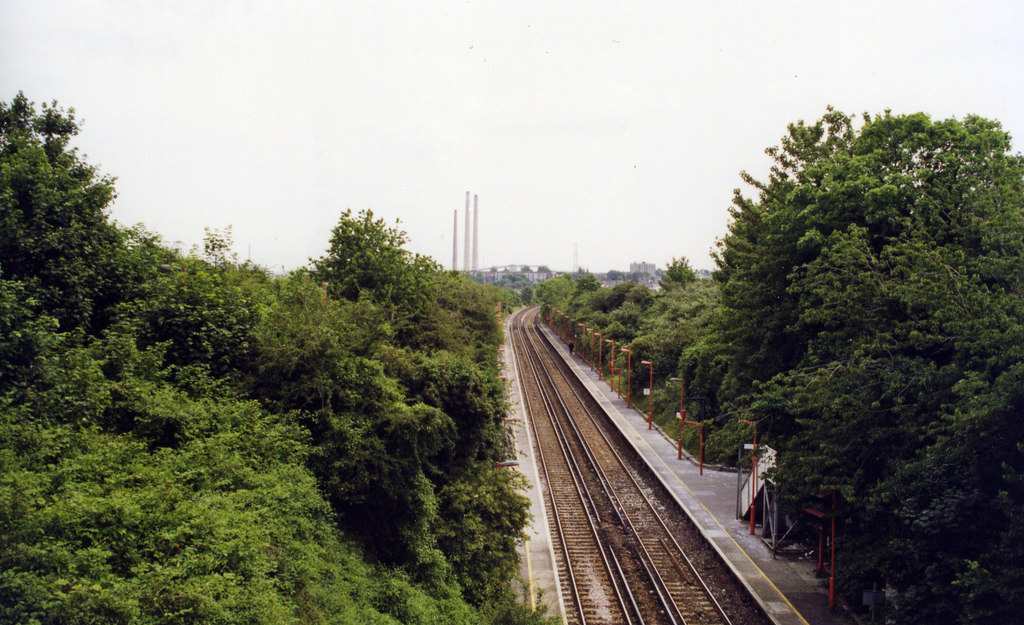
[{"left": 3, "top": 1, "right": 1023, "bottom": 273}]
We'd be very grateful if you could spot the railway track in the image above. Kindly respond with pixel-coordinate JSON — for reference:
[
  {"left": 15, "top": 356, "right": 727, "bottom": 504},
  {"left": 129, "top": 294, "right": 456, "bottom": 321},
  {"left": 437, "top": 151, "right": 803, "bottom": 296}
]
[{"left": 509, "top": 306, "right": 744, "bottom": 625}]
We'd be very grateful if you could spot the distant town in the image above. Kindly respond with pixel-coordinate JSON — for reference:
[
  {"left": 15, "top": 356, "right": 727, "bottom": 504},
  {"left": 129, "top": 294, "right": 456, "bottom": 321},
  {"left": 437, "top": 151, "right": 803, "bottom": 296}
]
[{"left": 470, "top": 262, "right": 713, "bottom": 291}]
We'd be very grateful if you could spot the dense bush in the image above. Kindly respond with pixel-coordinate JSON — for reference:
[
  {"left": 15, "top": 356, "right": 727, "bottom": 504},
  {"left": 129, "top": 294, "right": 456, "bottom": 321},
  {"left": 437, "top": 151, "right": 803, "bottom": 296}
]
[{"left": 0, "top": 94, "right": 553, "bottom": 625}]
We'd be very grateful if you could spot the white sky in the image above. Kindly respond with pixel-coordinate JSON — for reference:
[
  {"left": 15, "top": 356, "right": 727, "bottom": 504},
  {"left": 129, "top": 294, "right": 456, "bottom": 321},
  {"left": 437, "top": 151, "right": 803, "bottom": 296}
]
[{"left": 3, "top": 1, "right": 1023, "bottom": 273}]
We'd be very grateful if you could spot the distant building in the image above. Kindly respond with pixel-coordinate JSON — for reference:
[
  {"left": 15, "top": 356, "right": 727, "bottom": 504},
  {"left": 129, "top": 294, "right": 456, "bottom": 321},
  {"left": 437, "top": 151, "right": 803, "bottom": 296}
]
[
  {"left": 629, "top": 261, "right": 656, "bottom": 276},
  {"left": 473, "top": 265, "right": 556, "bottom": 285}
]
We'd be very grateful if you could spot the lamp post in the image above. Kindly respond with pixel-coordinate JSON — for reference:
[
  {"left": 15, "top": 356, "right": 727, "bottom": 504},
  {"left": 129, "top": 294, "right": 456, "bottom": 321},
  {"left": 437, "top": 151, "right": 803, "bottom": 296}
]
[
  {"left": 595, "top": 333, "right": 603, "bottom": 380},
  {"left": 640, "top": 360, "right": 653, "bottom": 429},
  {"left": 605, "top": 339, "right": 615, "bottom": 391},
  {"left": 829, "top": 492, "right": 837, "bottom": 611},
  {"left": 618, "top": 348, "right": 632, "bottom": 408},
  {"left": 741, "top": 419, "right": 758, "bottom": 535},
  {"left": 670, "top": 377, "right": 703, "bottom": 474}
]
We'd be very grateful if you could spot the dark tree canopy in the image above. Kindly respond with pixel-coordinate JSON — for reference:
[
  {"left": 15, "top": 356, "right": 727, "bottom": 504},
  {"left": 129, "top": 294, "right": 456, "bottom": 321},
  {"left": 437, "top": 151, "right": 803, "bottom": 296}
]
[{"left": 714, "top": 108, "right": 1024, "bottom": 623}]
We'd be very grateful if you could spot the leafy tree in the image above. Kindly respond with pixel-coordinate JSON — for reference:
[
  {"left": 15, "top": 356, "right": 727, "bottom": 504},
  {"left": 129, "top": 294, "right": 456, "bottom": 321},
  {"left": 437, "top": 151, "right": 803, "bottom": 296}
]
[
  {"left": 520, "top": 284, "right": 534, "bottom": 305},
  {"left": 313, "top": 209, "right": 439, "bottom": 324},
  {"left": 436, "top": 466, "right": 530, "bottom": 606},
  {"left": 571, "top": 273, "right": 601, "bottom": 300},
  {"left": 659, "top": 256, "right": 697, "bottom": 290},
  {"left": 125, "top": 256, "right": 267, "bottom": 382},
  {"left": 0, "top": 93, "right": 132, "bottom": 332},
  {"left": 534, "top": 273, "right": 573, "bottom": 309},
  {"left": 406, "top": 350, "right": 505, "bottom": 482},
  {"left": 715, "top": 108, "right": 1024, "bottom": 621}
]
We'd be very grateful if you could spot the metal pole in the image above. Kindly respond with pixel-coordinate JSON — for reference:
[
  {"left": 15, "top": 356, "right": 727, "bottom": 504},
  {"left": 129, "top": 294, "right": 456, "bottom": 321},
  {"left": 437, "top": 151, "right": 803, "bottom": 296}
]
[
  {"left": 620, "top": 348, "right": 631, "bottom": 408},
  {"left": 830, "top": 493, "right": 837, "bottom": 610},
  {"left": 606, "top": 340, "right": 615, "bottom": 391},
  {"left": 641, "top": 360, "right": 653, "bottom": 429},
  {"left": 698, "top": 423, "right": 704, "bottom": 475}
]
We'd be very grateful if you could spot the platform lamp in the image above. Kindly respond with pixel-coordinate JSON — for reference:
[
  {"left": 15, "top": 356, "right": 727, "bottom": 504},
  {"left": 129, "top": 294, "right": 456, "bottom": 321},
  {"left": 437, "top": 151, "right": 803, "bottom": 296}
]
[
  {"left": 604, "top": 339, "right": 615, "bottom": 391},
  {"left": 618, "top": 348, "right": 632, "bottom": 407},
  {"left": 594, "top": 333, "right": 603, "bottom": 380},
  {"left": 670, "top": 377, "right": 703, "bottom": 474},
  {"left": 640, "top": 360, "right": 653, "bottom": 429}
]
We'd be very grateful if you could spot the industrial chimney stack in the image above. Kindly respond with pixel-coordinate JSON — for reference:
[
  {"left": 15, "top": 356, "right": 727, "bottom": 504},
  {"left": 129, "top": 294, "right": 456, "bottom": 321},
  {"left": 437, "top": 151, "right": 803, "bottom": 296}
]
[
  {"left": 472, "top": 195, "right": 479, "bottom": 271},
  {"left": 454, "top": 191, "right": 481, "bottom": 273},
  {"left": 452, "top": 209, "right": 458, "bottom": 271},
  {"left": 463, "top": 192, "right": 471, "bottom": 272}
]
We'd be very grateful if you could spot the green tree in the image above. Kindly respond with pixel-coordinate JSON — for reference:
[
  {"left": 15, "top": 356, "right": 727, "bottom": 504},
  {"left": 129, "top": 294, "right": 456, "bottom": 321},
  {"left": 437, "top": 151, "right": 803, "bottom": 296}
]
[
  {"left": 313, "top": 209, "right": 439, "bottom": 323},
  {"left": 715, "top": 108, "right": 1024, "bottom": 622},
  {"left": 0, "top": 93, "right": 132, "bottom": 332},
  {"left": 659, "top": 256, "right": 697, "bottom": 290}
]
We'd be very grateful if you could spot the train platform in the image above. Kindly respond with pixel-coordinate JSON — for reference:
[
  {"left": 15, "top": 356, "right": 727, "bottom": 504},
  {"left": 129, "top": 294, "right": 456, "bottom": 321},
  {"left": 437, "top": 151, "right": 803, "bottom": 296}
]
[
  {"left": 502, "top": 323, "right": 566, "bottom": 621},
  {"left": 510, "top": 318, "right": 857, "bottom": 625}
]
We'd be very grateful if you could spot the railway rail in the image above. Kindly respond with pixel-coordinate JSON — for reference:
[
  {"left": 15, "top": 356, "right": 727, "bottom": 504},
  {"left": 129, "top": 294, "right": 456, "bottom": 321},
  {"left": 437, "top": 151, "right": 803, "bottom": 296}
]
[{"left": 509, "top": 306, "right": 769, "bottom": 625}]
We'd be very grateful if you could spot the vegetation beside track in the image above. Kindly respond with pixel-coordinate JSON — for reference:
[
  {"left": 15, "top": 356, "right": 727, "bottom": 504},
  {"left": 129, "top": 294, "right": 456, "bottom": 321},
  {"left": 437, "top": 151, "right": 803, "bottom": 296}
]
[
  {"left": 0, "top": 93, "right": 554, "bottom": 625},
  {"left": 537, "top": 109, "right": 1024, "bottom": 624}
]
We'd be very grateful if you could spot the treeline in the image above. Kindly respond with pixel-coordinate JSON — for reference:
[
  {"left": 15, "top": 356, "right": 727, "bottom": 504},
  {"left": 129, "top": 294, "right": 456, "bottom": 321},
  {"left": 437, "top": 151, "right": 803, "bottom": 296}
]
[
  {"left": 0, "top": 93, "right": 552, "bottom": 624},
  {"left": 538, "top": 109, "right": 1024, "bottom": 624}
]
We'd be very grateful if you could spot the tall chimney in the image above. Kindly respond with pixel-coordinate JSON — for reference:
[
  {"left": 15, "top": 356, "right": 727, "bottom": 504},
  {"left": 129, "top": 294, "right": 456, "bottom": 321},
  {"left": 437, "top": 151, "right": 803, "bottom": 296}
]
[
  {"left": 472, "top": 194, "right": 479, "bottom": 271},
  {"left": 452, "top": 209, "right": 458, "bottom": 270},
  {"left": 464, "top": 191, "right": 471, "bottom": 272}
]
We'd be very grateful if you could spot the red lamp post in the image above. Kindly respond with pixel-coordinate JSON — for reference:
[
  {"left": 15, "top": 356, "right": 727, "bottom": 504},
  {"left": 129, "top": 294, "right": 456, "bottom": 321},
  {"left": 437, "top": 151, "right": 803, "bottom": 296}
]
[
  {"left": 741, "top": 419, "right": 758, "bottom": 535},
  {"left": 605, "top": 339, "right": 615, "bottom": 391},
  {"left": 670, "top": 377, "right": 703, "bottom": 474},
  {"left": 829, "top": 492, "right": 837, "bottom": 611},
  {"left": 595, "top": 333, "right": 603, "bottom": 379},
  {"left": 640, "top": 360, "right": 653, "bottom": 429},
  {"left": 619, "top": 348, "right": 632, "bottom": 408}
]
